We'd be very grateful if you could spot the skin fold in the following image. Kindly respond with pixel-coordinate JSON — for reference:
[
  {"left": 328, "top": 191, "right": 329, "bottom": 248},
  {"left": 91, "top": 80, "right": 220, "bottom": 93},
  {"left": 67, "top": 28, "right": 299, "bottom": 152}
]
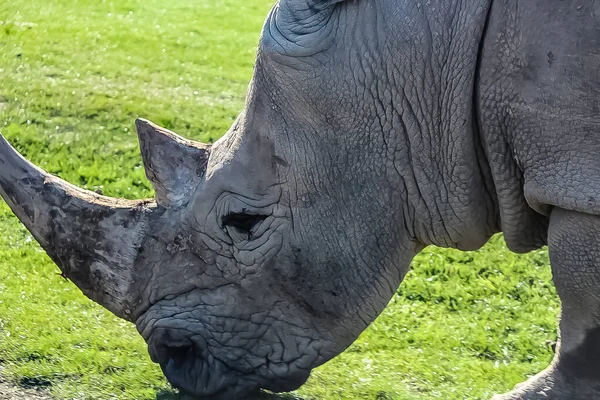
[{"left": 0, "top": 0, "right": 599, "bottom": 398}]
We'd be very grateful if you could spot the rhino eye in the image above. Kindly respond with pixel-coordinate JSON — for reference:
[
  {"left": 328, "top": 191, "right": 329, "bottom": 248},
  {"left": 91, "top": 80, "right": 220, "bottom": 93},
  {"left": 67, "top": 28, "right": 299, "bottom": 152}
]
[{"left": 222, "top": 212, "right": 267, "bottom": 235}]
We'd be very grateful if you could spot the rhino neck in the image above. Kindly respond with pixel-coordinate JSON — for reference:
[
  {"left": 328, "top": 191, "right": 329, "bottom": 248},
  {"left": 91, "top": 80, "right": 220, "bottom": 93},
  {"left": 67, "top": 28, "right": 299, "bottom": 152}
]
[
  {"left": 256, "top": 0, "right": 500, "bottom": 252},
  {"left": 378, "top": 0, "right": 499, "bottom": 250}
]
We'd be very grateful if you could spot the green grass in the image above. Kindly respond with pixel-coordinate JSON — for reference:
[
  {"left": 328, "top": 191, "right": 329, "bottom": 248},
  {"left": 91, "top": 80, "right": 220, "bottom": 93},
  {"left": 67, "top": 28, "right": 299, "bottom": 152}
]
[{"left": 0, "top": 0, "right": 560, "bottom": 399}]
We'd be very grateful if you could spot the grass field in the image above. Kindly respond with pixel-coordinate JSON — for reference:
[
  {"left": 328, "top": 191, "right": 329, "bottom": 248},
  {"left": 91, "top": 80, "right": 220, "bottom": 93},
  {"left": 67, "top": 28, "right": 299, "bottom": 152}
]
[{"left": 0, "top": 1, "right": 561, "bottom": 399}]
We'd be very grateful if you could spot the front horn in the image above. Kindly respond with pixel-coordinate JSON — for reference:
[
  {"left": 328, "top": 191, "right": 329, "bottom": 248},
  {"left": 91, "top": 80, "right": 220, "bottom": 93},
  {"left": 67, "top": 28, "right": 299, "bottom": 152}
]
[
  {"left": 0, "top": 121, "right": 211, "bottom": 320},
  {"left": 0, "top": 132, "right": 157, "bottom": 321}
]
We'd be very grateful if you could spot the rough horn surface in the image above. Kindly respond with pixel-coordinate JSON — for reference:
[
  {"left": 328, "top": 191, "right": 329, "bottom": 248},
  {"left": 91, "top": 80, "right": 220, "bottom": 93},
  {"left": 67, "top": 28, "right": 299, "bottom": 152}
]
[
  {"left": 136, "top": 118, "right": 210, "bottom": 207},
  {"left": 0, "top": 132, "right": 154, "bottom": 320}
]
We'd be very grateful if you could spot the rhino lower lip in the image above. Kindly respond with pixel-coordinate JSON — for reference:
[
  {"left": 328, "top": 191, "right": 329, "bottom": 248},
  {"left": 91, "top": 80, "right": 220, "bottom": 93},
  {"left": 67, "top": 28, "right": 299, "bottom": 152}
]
[
  {"left": 261, "top": 369, "right": 311, "bottom": 393},
  {"left": 161, "top": 354, "right": 233, "bottom": 399}
]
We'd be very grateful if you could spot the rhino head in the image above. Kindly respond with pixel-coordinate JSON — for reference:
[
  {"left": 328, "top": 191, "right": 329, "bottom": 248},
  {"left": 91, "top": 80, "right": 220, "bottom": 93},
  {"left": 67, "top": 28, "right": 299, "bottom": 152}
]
[{"left": 0, "top": 0, "right": 424, "bottom": 398}]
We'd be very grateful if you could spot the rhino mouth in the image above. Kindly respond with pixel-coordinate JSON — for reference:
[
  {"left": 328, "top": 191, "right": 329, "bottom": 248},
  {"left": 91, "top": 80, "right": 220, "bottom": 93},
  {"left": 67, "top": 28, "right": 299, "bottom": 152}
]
[
  {"left": 149, "top": 337, "right": 248, "bottom": 399},
  {"left": 147, "top": 328, "right": 310, "bottom": 399},
  {"left": 158, "top": 349, "right": 237, "bottom": 399}
]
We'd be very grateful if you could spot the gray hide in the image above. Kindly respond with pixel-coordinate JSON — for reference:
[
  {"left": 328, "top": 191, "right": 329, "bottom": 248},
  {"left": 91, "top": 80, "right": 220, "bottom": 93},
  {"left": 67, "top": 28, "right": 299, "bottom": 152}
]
[{"left": 0, "top": 0, "right": 599, "bottom": 399}]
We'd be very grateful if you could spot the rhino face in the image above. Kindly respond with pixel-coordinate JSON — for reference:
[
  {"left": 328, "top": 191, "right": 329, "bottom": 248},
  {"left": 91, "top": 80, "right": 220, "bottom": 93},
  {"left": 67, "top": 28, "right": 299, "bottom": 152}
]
[
  {"left": 132, "top": 117, "right": 347, "bottom": 397},
  {"left": 0, "top": 0, "right": 421, "bottom": 398}
]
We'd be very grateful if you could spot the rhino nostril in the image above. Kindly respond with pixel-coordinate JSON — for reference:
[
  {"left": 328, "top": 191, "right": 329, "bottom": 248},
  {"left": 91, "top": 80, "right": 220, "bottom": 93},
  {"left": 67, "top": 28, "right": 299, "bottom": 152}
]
[
  {"left": 167, "top": 345, "right": 194, "bottom": 364},
  {"left": 148, "top": 328, "right": 199, "bottom": 365},
  {"left": 150, "top": 342, "right": 195, "bottom": 365}
]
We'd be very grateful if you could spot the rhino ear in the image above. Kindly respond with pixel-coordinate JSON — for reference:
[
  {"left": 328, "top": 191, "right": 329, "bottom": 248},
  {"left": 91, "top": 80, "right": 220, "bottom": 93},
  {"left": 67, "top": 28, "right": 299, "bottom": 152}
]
[
  {"left": 276, "top": 0, "right": 348, "bottom": 29},
  {"left": 280, "top": 0, "right": 347, "bottom": 11},
  {"left": 269, "top": 0, "right": 348, "bottom": 55},
  {"left": 135, "top": 119, "right": 210, "bottom": 208}
]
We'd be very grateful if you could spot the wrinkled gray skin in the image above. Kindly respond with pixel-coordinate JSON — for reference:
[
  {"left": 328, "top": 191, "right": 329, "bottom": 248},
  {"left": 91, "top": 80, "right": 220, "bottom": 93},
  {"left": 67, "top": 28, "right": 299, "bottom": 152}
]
[{"left": 0, "top": 0, "right": 599, "bottom": 399}]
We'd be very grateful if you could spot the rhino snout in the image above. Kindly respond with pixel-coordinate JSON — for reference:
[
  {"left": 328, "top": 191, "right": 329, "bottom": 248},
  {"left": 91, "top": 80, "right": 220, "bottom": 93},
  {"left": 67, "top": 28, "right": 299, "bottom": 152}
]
[{"left": 145, "top": 324, "right": 311, "bottom": 398}]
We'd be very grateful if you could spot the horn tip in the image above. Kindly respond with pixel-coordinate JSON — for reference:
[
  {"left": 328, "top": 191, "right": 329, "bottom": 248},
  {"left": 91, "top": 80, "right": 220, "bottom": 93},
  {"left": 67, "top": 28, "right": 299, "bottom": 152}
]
[
  {"left": 135, "top": 118, "right": 179, "bottom": 142},
  {"left": 0, "top": 131, "right": 11, "bottom": 151},
  {"left": 135, "top": 119, "right": 196, "bottom": 155},
  {"left": 0, "top": 131, "right": 24, "bottom": 169},
  {"left": 135, "top": 118, "right": 168, "bottom": 152},
  {"left": 135, "top": 118, "right": 156, "bottom": 136}
]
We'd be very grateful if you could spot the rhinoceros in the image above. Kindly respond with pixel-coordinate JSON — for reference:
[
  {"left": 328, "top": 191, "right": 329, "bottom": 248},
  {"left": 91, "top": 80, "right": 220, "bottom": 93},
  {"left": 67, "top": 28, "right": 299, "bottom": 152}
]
[{"left": 1, "top": 0, "right": 599, "bottom": 398}]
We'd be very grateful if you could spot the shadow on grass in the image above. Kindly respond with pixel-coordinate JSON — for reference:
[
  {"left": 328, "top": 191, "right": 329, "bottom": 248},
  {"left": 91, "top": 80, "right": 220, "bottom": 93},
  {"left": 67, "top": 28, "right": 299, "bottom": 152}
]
[{"left": 155, "top": 388, "right": 305, "bottom": 400}]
